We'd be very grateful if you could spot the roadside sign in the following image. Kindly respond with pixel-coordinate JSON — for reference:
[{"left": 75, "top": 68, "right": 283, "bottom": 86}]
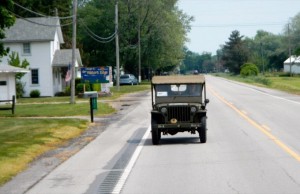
[{"left": 81, "top": 67, "right": 110, "bottom": 83}]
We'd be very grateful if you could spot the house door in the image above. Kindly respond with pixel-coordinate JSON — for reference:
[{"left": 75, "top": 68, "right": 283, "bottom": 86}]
[{"left": 0, "top": 75, "right": 9, "bottom": 100}]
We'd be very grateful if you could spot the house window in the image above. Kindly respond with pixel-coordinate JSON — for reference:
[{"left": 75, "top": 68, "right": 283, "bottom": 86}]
[
  {"left": 23, "top": 43, "right": 31, "bottom": 55},
  {"left": 0, "top": 81, "right": 7, "bottom": 86},
  {"left": 31, "top": 69, "right": 39, "bottom": 84}
]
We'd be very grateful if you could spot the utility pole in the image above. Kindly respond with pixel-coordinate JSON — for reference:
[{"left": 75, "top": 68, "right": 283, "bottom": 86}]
[
  {"left": 54, "top": 8, "right": 58, "bottom": 17},
  {"left": 138, "top": 1, "right": 141, "bottom": 83},
  {"left": 260, "top": 42, "right": 264, "bottom": 75},
  {"left": 288, "top": 23, "right": 292, "bottom": 76},
  {"left": 115, "top": 0, "right": 120, "bottom": 91},
  {"left": 70, "top": 0, "right": 77, "bottom": 104}
]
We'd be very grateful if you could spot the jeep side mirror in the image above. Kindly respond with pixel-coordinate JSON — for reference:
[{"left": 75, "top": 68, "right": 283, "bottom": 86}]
[{"left": 205, "top": 99, "right": 209, "bottom": 104}]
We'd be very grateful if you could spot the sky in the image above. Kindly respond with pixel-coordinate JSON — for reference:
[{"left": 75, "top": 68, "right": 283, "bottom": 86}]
[{"left": 177, "top": 0, "right": 300, "bottom": 55}]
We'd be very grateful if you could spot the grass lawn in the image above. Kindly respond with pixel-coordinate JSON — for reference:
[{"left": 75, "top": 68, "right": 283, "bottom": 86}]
[
  {"left": 268, "top": 77, "right": 300, "bottom": 95},
  {"left": 214, "top": 73, "right": 300, "bottom": 95},
  {"left": 0, "top": 84, "right": 150, "bottom": 185},
  {"left": 0, "top": 118, "right": 88, "bottom": 185},
  {"left": 0, "top": 102, "right": 115, "bottom": 117},
  {"left": 17, "top": 84, "right": 151, "bottom": 104}
]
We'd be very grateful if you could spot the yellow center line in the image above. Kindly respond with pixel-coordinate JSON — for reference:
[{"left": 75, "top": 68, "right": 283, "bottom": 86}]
[
  {"left": 262, "top": 125, "right": 271, "bottom": 131},
  {"left": 207, "top": 86, "right": 300, "bottom": 162}
]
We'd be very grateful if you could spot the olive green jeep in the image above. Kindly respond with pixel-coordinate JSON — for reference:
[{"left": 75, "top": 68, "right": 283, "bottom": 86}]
[{"left": 151, "top": 75, "right": 209, "bottom": 145}]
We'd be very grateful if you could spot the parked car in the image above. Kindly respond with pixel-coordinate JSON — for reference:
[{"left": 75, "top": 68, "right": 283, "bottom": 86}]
[
  {"left": 120, "top": 74, "right": 138, "bottom": 85},
  {"left": 150, "top": 75, "right": 209, "bottom": 145}
]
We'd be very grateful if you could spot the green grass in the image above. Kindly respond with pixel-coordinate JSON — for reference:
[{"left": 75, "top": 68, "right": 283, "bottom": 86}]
[
  {"left": 109, "top": 84, "right": 151, "bottom": 99},
  {"left": 214, "top": 73, "right": 300, "bottom": 95},
  {"left": 0, "top": 102, "right": 115, "bottom": 117},
  {"left": 0, "top": 83, "right": 150, "bottom": 185},
  {"left": 0, "top": 118, "right": 88, "bottom": 185},
  {"left": 268, "top": 77, "right": 300, "bottom": 95},
  {"left": 17, "top": 84, "right": 151, "bottom": 103}
]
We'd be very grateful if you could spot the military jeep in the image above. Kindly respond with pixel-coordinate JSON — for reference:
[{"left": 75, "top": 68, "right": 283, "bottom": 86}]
[{"left": 151, "top": 75, "right": 209, "bottom": 145}]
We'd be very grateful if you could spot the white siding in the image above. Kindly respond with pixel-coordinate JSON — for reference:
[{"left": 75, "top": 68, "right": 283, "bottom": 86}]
[
  {"left": 0, "top": 73, "right": 16, "bottom": 101},
  {"left": 3, "top": 42, "right": 54, "bottom": 96},
  {"left": 284, "top": 63, "right": 300, "bottom": 74}
]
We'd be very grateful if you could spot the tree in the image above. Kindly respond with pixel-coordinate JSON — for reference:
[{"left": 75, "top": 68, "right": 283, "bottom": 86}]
[
  {"left": 182, "top": 48, "right": 215, "bottom": 73},
  {"left": 77, "top": 0, "right": 192, "bottom": 76},
  {"left": 283, "top": 12, "right": 300, "bottom": 54},
  {"left": 0, "top": 0, "right": 15, "bottom": 58},
  {"left": 245, "top": 30, "right": 284, "bottom": 72},
  {"left": 221, "top": 30, "right": 249, "bottom": 74}
]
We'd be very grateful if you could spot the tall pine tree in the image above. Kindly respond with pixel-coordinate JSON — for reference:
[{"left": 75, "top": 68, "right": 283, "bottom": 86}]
[{"left": 221, "top": 30, "right": 249, "bottom": 74}]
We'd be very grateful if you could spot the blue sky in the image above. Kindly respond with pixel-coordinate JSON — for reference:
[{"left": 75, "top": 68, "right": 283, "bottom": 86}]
[{"left": 177, "top": 0, "right": 300, "bottom": 55}]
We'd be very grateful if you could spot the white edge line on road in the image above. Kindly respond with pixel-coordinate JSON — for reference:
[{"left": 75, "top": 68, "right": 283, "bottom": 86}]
[
  {"left": 112, "top": 125, "right": 151, "bottom": 194},
  {"left": 249, "top": 87, "right": 300, "bottom": 106}
]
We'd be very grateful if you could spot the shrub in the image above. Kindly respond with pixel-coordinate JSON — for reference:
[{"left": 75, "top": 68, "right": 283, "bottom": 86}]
[
  {"left": 240, "top": 63, "right": 259, "bottom": 77},
  {"left": 253, "top": 76, "right": 272, "bottom": 86},
  {"left": 16, "top": 81, "right": 25, "bottom": 98},
  {"left": 55, "top": 92, "right": 67, "bottom": 96},
  {"left": 65, "top": 86, "right": 71, "bottom": 96},
  {"left": 76, "top": 83, "right": 91, "bottom": 94},
  {"left": 30, "top": 90, "right": 40, "bottom": 98}
]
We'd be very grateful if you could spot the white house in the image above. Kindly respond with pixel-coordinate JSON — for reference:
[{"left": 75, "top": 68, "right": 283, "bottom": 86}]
[
  {"left": 0, "top": 64, "right": 29, "bottom": 101},
  {"left": 284, "top": 56, "right": 300, "bottom": 74},
  {"left": 1, "top": 17, "right": 82, "bottom": 97}
]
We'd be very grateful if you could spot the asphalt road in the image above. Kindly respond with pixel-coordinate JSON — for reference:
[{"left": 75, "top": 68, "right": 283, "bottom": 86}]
[
  {"left": 2, "top": 75, "right": 300, "bottom": 194},
  {"left": 122, "top": 75, "right": 300, "bottom": 194}
]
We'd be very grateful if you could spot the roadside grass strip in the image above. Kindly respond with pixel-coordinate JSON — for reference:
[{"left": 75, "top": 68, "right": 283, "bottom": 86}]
[{"left": 0, "top": 118, "right": 89, "bottom": 185}]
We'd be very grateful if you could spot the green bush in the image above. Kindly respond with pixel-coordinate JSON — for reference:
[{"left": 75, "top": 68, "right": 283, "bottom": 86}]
[
  {"left": 30, "top": 90, "right": 40, "bottom": 98},
  {"left": 65, "top": 86, "right": 71, "bottom": 95},
  {"left": 16, "top": 81, "right": 25, "bottom": 98},
  {"left": 76, "top": 83, "right": 91, "bottom": 94},
  {"left": 55, "top": 92, "right": 68, "bottom": 96},
  {"left": 240, "top": 63, "right": 259, "bottom": 77},
  {"left": 253, "top": 76, "right": 272, "bottom": 86}
]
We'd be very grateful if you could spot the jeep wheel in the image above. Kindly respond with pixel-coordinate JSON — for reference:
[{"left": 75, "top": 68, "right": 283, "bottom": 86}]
[
  {"left": 199, "top": 117, "right": 207, "bottom": 143},
  {"left": 151, "top": 120, "right": 160, "bottom": 145}
]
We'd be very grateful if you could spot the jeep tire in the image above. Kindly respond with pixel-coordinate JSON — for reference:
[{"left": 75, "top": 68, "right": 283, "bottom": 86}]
[
  {"left": 151, "top": 120, "right": 160, "bottom": 145},
  {"left": 199, "top": 116, "right": 207, "bottom": 143}
]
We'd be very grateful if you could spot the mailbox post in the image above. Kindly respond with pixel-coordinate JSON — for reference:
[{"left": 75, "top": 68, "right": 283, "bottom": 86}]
[{"left": 83, "top": 91, "right": 98, "bottom": 122}]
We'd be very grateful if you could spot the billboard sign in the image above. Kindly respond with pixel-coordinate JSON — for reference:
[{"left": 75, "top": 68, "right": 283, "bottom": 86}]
[{"left": 81, "top": 67, "right": 110, "bottom": 83}]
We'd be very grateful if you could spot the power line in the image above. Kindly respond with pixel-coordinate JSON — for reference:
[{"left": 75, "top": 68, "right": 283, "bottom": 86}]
[
  {"left": 9, "top": 9, "right": 116, "bottom": 43},
  {"left": 10, "top": 1, "right": 127, "bottom": 45},
  {"left": 82, "top": 28, "right": 116, "bottom": 43},
  {"left": 191, "top": 22, "right": 286, "bottom": 28},
  {"left": 79, "top": 19, "right": 116, "bottom": 40},
  {"left": 8, "top": 10, "right": 73, "bottom": 27},
  {"left": 13, "top": 1, "right": 74, "bottom": 20},
  {"left": 80, "top": 22, "right": 116, "bottom": 43}
]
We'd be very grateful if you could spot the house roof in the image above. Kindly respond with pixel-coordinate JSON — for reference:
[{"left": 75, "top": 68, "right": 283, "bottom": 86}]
[
  {"left": 0, "top": 64, "right": 29, "bottom": 73},
  {"left": 2, "top": 17, "right": 64, "bottom": 43},
  {"left": 152, "top": 75, "right": 205, "bottom": 84},
  {"left": 284, "top": 56, "right": 300, "bottom": 64},
  {"left": 52, "top": 49, "right": 82, "bottom": 67}
]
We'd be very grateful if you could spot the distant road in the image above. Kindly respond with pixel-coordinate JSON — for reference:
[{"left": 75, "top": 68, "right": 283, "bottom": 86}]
[{"left": 4, "top": 75, "right": 300, "bottom": 194}]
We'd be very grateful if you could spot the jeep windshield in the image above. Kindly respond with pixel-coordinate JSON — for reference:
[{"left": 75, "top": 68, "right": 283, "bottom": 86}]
[{"left": 155, "top": 84, "right": 202, "bottom": 97}]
